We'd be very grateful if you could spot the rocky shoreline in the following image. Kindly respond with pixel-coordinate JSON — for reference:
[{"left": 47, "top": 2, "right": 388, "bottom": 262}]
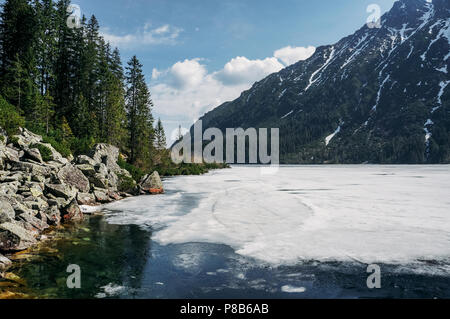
[{"left": 0, "top": 127, "right": 163, "bottom": 272}]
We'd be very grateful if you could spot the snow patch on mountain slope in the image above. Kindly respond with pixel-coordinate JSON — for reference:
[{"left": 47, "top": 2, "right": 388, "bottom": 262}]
[
  {"left": 372, "top": 75, "right": 391, "bottom": 111},
  {"left": 281, "top": 110, "right": 293, "bottom": 119},
  {"left": 340, "top": 33, "right": 370, "bottom": 69},
  {"left": 304, "top": 47, "right": 335, "bottom": 92},
  {"left": 421, "top": 18, "right": 450, "bottom": 61},
  {"left": 325, "top": 125, "right": 341, "bottom": 146}
]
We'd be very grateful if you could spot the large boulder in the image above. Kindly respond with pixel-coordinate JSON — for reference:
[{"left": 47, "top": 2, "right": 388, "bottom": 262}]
[
  {"left": 0, "top": 199, "right": 15, "bottom": 223},
  {"left": 75, "top": 155, "right": 97, "bottom": 166},
  {"left": 12, "top": 127, "right": 42, "bottom": 148},
  {"left": 2, "top": 147, "right": 20, "bottom": 163},
  {"left": 42, "top": 206, "right": 61, "bottom": 226},
  {"left": 23, "top": 147, "right": 43, "bottom": 163},
  {"left": 89, "top": 144, "right": 120, "bottom": 170},
  {"left": 62, "top": 199, "right": 84, "bottom": 222},
  {"left": 0, "top": 222, "right": 37, "bottom": 251},
  {"left": 88, "top": 144, "right": 132, "bottom": 178},
  {"left": 38, "top": 142, "right": 68, "bottom": 165},
  {"left": 57, "top": 164, "right": 90, "bottom": 193},
  {"left": 77, "top": 192, "right": 96, "bottom": 205},
  {"left": 45, "top": 183, "right": 77, "bottom": 201},
  {"left": 16, "top": 212, "right": 49, "bottom": 232},
  {"left": 93, "top": 189, "right": 111, "bottom": 203},
  {"left": 0, "top": 181, "right": 20, "bottom": 196},
  {"left": 140, "top": 171, "right": 164, "bottom": 194},
  {"left": 10, "top": 161, "right": 51, "bottom": 177},
  {"left": 89, "top": 173, "right": 109, "bottom": 189},
  {"left": 75, "top": 164, "right": 96, "bottom": 177}
]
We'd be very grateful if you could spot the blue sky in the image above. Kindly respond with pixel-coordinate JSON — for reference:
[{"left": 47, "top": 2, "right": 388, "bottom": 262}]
[{"left": 76, "top": 0, "right": 396, "bottom": 142}]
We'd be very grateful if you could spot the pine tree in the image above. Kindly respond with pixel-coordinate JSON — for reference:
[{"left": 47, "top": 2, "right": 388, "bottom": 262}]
[
  {"left": 34, "top": 0, "right": 57, "bottom": 97},
  {"left": 125, "top": 55, "right": 155, "bottom": 168},
  {"left": 0, "top": 0, "right": 38, "bottom": 114},
  {"left": 104, "top": 47, "right": 127, "bottom": 147},
  {"left": 154, "top": 118, "right": 167, "bottom": 150}
]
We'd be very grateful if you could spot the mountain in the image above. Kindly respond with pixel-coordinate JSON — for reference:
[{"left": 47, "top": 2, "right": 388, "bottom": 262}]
[{"left": 196, "top": 0, "right": 450, "bottom": 164}]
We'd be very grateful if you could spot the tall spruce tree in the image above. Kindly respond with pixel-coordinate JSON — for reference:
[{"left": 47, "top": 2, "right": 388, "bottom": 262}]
[
  {"left": 125, "top": 55, "right": 155, "bottom": 168},
  {"left": 154, "top": 118, "right": 167, "bottom": 150},
  {"left": 0, "top": 0, "right": 38, "bottom": 114}
]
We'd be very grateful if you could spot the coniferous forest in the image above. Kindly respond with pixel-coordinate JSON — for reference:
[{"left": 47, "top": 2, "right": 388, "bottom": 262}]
[
  {"left": 0, "top": 0, "right": 167, "bottom": 173},
  {"left": 0, "top": 0, "right": 224, "bottom": 176}
]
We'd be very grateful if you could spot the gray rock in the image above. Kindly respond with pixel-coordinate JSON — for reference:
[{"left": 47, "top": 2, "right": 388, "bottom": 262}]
[
  {"left": 31, "top": 173, "right": 46, "bottom": 183},
  {"left": 0, "top": 129, "right": 7, "bottom": 147},
  {"left": 94, "top": 162, "right": 108, "bottom": 176},
  {"left": 77, "top": 192, "right": 96, "bottom": 205},
  {"left": 76, "top": 155, "right": 97, "bottom": 166},
  {"left": 0, "top": 222, "right": 37, "bottom": 251},
  {"left": 89, "top": 144, "right": 119, "bottom": 169},
  {"left": 140, "top": 171, "right": 164, "bottom": 194},
  {"left": 75, "top": 164, "right": 96, "bottom": 177},
  {"left": 62, "top": 199, "right": 84, "bottom": 222},
  {"left": 93, "top": 189, "right": 111, "bottom": 203},
  {"left": 0, "top": 181, "right": 19, "bottom": 196},
  {"left": 24, "top": 197, "right": 49, "bottom": 211},
  {"left": 24, "top": 147, "right": 43, "bottom": 163},
  {"left": 10, "top": 160, "right": 51, "bottom": 176},
  {"left": 43, "top": 206, "right": 61, "bottom": 226},
  {"left": 0, "top": 171, "right": 23, "bottom": 182},
  {"left": 36, "top": 142, "right": 67, "bottom": 165},
  {"left": 0, "top": 199, "right": 15, "bottom": 223},
  {"left": 89, "top": 173, "right": 109, "bottom": 189},
  {"left": 0, "top": 253, "right": 12, "bottom": 271},
  {"left": 47, "top": 197, "right": 69, "bottom": 210},
  {"left": 57, "top": 164, "right": 90, "bottom": 193},
  {"left": 45, "top": 183, "right": 77, "bottom": 201},
  {"left": 3, "top": 147, "right": 20, "bottom": 163},
  {"left": 16, "top": 212, "right": 49, "bottom": 232}
]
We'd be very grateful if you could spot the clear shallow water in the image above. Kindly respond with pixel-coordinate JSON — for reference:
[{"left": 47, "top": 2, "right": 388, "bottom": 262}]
[{"left": 9, "top": 166, "right": 450, "bottom": 298}]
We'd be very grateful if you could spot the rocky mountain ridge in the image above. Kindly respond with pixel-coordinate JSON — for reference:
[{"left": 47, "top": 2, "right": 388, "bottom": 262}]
[{"left": 198, "top": 0, "right": 450, "bottom": 164}]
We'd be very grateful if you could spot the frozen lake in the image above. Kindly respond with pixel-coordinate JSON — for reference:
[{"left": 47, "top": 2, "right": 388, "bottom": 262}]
[
  {"left": 106, "top": 165, "right": 450, "bottom": 268},
  {"left": 15, "top": 165, "right": 450, "bottom": 298}
]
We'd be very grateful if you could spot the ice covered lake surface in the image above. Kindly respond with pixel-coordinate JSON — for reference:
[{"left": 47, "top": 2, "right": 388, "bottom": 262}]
[{"left": 17, "top": 165, "right": 450, "bottom": 298}]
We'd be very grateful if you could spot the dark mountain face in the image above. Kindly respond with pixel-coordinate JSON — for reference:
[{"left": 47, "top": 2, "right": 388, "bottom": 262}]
[{"left": 197, "top": 0, "right": 450, "bottom": 164}]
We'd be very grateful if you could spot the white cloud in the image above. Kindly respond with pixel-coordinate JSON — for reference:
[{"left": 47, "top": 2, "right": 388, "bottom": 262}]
[
  {"left": 152, "top": 68, "right": 162, "bottom": 80},
  {"left": 101, "top": 23, "right": 183, "bottom": 49},
  {"left": 170, "top": 59, "right": 207, "bottom": 89},
  {"left": 214, "top": 56, "right": 284, "bottom": 85},
  {"left": 151, "top": 45, "right": 315, "bottom": 142},
  {"left": 274, "top": 45, "right": 316, "bottom": 66}
]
